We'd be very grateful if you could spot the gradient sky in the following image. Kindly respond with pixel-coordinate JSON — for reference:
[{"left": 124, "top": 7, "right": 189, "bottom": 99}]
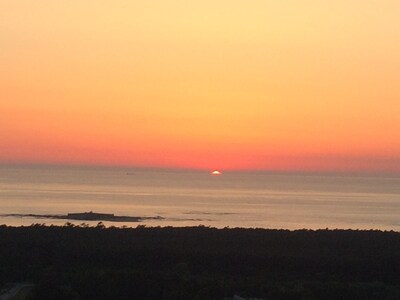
[{"left": 1, "top": 1, "right": 400, "bottom": 172}]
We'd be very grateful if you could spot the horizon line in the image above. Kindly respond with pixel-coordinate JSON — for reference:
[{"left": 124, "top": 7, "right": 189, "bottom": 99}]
[{"left": 1, "top": 161, "right": 399, "bottom": 178}]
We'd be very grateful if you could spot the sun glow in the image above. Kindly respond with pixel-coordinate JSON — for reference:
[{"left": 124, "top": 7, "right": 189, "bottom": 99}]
[
  {"left": 1, "top": 1, "right": 400, "bottom": 173},
  {"left": 212, "top": 170, "right": 222, "bottom": 175}
]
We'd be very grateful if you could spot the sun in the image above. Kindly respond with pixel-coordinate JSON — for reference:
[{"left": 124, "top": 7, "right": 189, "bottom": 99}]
[{"left": 211, "top": 170, "right": 222, "bottom": 175}]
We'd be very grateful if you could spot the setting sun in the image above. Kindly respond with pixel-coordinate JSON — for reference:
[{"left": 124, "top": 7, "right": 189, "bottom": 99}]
[{"left": 212, "top": 170, "right": 222, "bottom": 175}]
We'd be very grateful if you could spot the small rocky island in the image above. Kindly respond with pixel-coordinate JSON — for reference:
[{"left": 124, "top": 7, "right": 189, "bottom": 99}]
[
  {"left": 2, "top": 212, "right": 163, "bottom": 222},
  {"left": 66, "top": 211, "right": 156, "bottom": 222},
  {"left": 66, "top": 211, "right": 142, "bottom": 222}
]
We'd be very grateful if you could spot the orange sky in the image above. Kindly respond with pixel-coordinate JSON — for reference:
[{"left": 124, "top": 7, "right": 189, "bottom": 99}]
[{"left": 1, "top": 1, "right": 400, "bottom": 173}]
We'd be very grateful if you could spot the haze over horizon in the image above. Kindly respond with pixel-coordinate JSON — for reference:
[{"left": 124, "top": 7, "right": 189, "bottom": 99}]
[{"left": 1, "top": 1, "right": 400, "bottom": 173}]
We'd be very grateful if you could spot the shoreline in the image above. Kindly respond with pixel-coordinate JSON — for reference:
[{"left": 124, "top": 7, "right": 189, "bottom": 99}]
[
  {"left": 0, "top": 223, "right": 399, "bottom": 232},
  {"left": 1, "top": 220, "right": 399, "bottom": 232}
]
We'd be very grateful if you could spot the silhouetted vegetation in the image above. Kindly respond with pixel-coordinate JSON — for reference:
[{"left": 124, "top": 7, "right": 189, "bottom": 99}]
[{"left": 1, "top": 225, "right": 400, "bottom": 299}]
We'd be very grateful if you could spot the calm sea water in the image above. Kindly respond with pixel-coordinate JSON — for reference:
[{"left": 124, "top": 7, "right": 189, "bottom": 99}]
[{"left": 1, "top": 166, "right": 399, "bottom": 230}]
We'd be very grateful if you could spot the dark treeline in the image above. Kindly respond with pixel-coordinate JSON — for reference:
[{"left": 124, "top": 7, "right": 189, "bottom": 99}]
[{"left": 1, "top": 224, "right": 400, "bottom": 299}]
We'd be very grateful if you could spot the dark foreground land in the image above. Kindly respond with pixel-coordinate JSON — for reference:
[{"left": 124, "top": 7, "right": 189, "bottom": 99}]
[{"left": 1, "top": 225, "right": 400, "bottom": 299}]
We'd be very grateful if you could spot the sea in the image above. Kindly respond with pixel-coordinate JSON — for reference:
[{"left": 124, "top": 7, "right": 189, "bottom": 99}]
[{"left": 1, "top": 165, "right": 399, "bottom": 230}]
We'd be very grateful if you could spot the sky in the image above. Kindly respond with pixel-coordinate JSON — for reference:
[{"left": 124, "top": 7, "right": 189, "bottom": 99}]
[{"left": 1, "top": 1, "right": 400, "bottom": 173}]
